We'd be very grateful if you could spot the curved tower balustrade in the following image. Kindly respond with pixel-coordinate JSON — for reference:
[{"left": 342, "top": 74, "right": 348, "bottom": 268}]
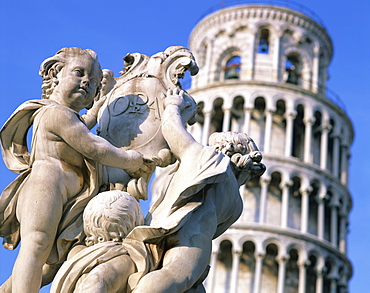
[{"left": 187, "top": 3, "right": 353, "bottom": 292}]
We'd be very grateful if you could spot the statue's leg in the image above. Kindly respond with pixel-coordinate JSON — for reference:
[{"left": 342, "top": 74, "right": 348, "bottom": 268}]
[
  {"left": 133, "top": 205, "right": 217, "bottom": 293},
  {"left": 11, "top": 184, "right": 63, "bottom": 293}
]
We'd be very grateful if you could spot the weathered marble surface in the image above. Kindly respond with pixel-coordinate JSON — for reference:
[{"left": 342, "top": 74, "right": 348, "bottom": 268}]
[
  {"left": 0, "top": 46, "right": 265, "bottom": 293},
  {"left": 96, "top": 46, "right": 199, "bottom": 201},
  {"left": 0, "top": 47, "right": 149, "bottom": 293}
]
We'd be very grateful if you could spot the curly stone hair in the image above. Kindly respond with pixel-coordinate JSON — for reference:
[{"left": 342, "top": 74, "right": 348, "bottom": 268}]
[
  {"left": 209, "top": 131, "right": 265, "bottom": 178},
  {"left": 39, "top": 47, "right": 102, "bottom": 99},
  {"left": 83, "top": 190, "right": 144, "bottom": 247}
]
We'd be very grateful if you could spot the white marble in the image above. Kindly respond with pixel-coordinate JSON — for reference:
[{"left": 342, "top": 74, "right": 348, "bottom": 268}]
[{"left": 0, "top": 46, "right": 265, "bottom": 293}]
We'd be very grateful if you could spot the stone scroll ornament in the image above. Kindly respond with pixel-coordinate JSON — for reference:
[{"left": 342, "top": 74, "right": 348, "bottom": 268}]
[{"left": 96, "top": 46, "right": 199, "bottom": 201}]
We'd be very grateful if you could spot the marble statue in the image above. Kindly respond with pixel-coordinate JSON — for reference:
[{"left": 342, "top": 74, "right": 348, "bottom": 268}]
[
  {"left": 50, "top": 190, "right": 153, "bottom": 293},
  {"left": 0, "top": 47, "right": 150, "bottom": 293},
  {"left": 0, "top": 46, "right": 265, "bottom": 293},
  {"left": 127, "top": 89, "right": 265, "bottom": 292},
  {"left": 49, "top": 87, "right": 265, "bottom": 293}
]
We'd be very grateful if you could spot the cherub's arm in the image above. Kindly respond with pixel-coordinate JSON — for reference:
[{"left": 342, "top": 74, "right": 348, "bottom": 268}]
[
  {"left": 161, "top": 89, "right": 203, "bottom": 162},
  {"left": 82, "top": 95, "right": 106, "bottom": 130},
  {"left": 82, "top": 69, "right": 115, "bottom": 129},
  {"left": 50, "top": 106, "right": 147, "bottom": 174}
]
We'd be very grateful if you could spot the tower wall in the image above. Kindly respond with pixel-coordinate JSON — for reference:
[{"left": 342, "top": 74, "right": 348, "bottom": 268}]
[{"left": 188, "top": 4, "right": 353, "bottom": 293}]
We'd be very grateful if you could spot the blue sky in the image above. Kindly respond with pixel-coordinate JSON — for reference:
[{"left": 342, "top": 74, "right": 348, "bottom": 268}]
[{"left": 0, "top": 0, "right": 369, "bottom": 292}]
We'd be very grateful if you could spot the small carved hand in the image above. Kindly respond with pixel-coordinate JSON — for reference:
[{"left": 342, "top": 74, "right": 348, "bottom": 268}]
[
  {"left": 125, "top": 150, "right": 155, "bottom": 179},
  {"left": 163, "top": 88, "right": 191, "bottom": 110},
  {"left": 88, "top": 94, "right": 107, "bottom": 117}
]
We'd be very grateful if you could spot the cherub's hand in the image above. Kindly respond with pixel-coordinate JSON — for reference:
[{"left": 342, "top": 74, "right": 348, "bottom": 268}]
[
  {"left": 87, "top": 95, "right": 107, "bottom": 118},
  {"left": 232, "top": 150, "right": 265, "bottom": 185},
  {"left": 124, "top": 150, "right": 156, "bottom": 178},
  {"left": 163, "top": 88, "right": 191, "bottom": 111}
]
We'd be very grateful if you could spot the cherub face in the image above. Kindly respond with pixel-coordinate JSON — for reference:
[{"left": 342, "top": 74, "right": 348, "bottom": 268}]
[{"left": 53, "top": 55, "right": 101, "bottom": 111}]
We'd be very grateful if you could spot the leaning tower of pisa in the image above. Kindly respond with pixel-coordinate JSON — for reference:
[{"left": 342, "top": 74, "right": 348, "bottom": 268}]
[{"left": 187, "top": 2, "right": 353, "bottom": 292}]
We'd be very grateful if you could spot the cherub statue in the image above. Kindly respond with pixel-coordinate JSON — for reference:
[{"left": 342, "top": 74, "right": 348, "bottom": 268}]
[
  {"left": 127, "top": 89, "right": 266, "bottom": 292},
  {"left": 0, "top": 47, "right": 149, "bottom": 293},
  {"left": 50, "top": 190, "right": 152, "bottom": 293}
]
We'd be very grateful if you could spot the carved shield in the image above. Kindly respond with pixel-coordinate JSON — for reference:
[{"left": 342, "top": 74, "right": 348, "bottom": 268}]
[{"left": 97, "top": 46, "right": 199, "bottom": 185}]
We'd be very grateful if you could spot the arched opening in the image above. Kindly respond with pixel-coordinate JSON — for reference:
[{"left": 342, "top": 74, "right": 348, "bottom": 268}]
[
  {"left": 249, "top": 97, "right": 266, "bottom": 150},
  {"left": 243, "top": 176, "right": 260, "bottom": 223},
  {"left": 338, "top": 128, "right": 345, "bottom": 180},
  {"left": 189, "top": 101, "right": 204, "bottom": 143},
  {"left": 324, "top": 259, "right": 334, "bottom": 293},
  {"left": 238, "top": 241, "right": 256, "bottom": 291},
  {"left": 271, "top": 99, "right": 286, "bottom": 155},
  {"left": 308, "top": 181, "right": 319, "bottom": 236},
  {"left": 285, "top": 53, "right": 302, "bottom": 85},
  {"left": 198, "top": 41, "right": 208, "bottom": 67},
  {"left": 285, "top": 248, "right": 299, "bottom": 292},
  {"left": 195, "top": 101, "right": 204, "bottom": 126},
  {"left": 306, "top": 254, "right": 318, "bottom": 293},
  {"left": 261, "top": 243, "right": 279, "bottom": 292},
  {"left": 337, "top": 198, "right": 344, "bottom": 248},
  {"left": 324, "top": 189, "right": 333, "bottom": 242},
  {"left": 288, "top": 176, "right": 302, "bottom": 230},
  {"left": 292, "top": 104, "right": 305, "bottom": 160},
  {"left": 211, "top": 98, "right": 224, "bottom": 134},
  {"left": 214, "top": 240, "right": 233, "bottom": 291},
  {"left": 338, "top": 267, "right": 347, "bottom": 293},
  {"left": 224, "top": 56, "right": 241, "bottom": 80},
  {"left": 327, "top": 119, "right": 336, "bottom": 172},
  {"left": 266, "top": 172, "right": 282, "bottom": 226},
  {"left": 231, "top": 96, "right": 245, "bottom": 132},
  {"left": 258, "top": 28, "right": 270, "bottom": 54}
]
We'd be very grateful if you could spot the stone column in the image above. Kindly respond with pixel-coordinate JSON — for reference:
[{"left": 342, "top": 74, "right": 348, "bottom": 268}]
[
  {"left": 245, "top": 30, "right": 256, "bottom": 80},
  {"left": 259, "top": 177, "right": 270, "bottom": 224},
  {"left": 230, "top": 250, "right": 242, "bottom": 293},
  {"left": 330, "top": 199, "right": 339, "bottom": 246},
  {"left": 253, "top": 253, "right": 265, "bottom": 293},
  {"left": 300, "top": 188, "right": 311, "bottom": 233},
  {"left": 243, "top": 107, "right": 252, "bottom": 134},
  {"left": 264, "top": 109, "right": 274, "bottom": 153},
  {"left": 298, "top": 260, "right": 308, "bottom": 293},
  {"left": 272, "top": 33, "right": 280, "bottom": 81},
  {"left": 304, "top": 117, "right": 315, "bottom": 163},
  {"left": 317, "top": 196, "right": 325, "bottom": 239},
  {"left": 320, "top": 122, "right": 332, "bottom": 170},
  {"left": 202, "top": 110, "right": 212, "bottom": 145},
  {"left": 312, "top": 45, "right": 320, "bottom": 93},
  {"left": 277, "top": 255, "right": 289, "bottom": 293},
  {"left": 205, "top": 38, "right": 214, "bottom": 85},
  {"left": 332, "top": 135, "right": 341, "bottom": 178},
  {"left": 340, "top": 145, "right": 349, "bottom": 186},
  {"left": 284, "top": 111, "right": 296, "bottom": 157},
  {"left": 330, "top": 277, "right": 338, "bottom": 293},
  {"left": 206, "top": 251, "right": 218, "bottom": 292},
  {"left": 222, "top": 107, "right": 231, "bottom": 132},
  {"left": 280, "top": 181, "right": 292, "bottom": 228},
  {"left": 339, "top": 210, "right": 348, "bottom": 253},
  {"left": 316, "top": 266, "right": 325, "bottom": 293}
]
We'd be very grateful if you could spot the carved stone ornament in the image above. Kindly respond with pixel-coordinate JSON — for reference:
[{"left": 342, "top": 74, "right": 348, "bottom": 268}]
[{"left": 0, "top": 46, "right": 265, "bottom": 293}]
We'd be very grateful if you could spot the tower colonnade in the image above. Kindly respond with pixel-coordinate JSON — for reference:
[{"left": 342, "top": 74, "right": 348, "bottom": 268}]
[
  {"left": 207, "top": 230, "right": 351, "bottom": 293},
  {"left": 187, "top": 3, "right": 353, "bottom": 292},
  {"left": 189, "top": 84, "right": 352, "bottom": 186}
]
